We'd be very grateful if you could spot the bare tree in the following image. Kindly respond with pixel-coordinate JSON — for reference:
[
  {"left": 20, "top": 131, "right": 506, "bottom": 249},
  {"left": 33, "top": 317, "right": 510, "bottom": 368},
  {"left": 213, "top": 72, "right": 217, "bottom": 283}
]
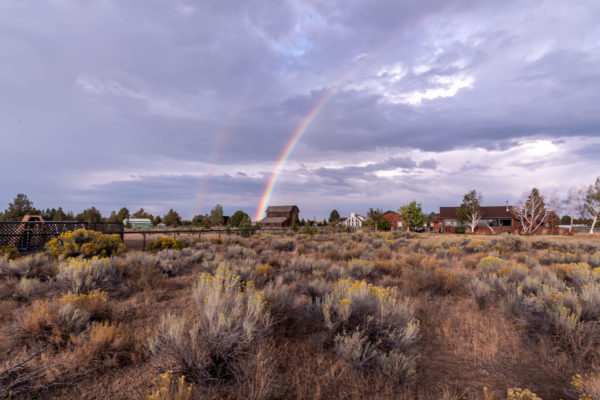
[
  {"left": 512, "top": 188, "right": 556, "bottom": 234},
  {"left": 585, "top": 177, "right": 600, "bottom": 234},
  {"left": 562, "top": 187, "right": 585, "bottom": 233},
  {"left": 457, "top": 190, "right": 483, "bottom": 233}
]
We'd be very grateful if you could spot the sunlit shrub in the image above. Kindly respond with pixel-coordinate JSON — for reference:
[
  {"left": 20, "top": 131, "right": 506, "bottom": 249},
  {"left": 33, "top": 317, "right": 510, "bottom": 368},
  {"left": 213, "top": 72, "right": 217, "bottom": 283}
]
[
  {"left": 579, "top": 283, "right": 600, "bottom": 320},
  {"left": 566, "top": 263, "right": 600, "bottom": 289},
  {"left": 10, "top": 299, "right": 88, "bottom": 346},
  {"left": 59, "top": 290, "right": 111, "bottom": 320},
  {"left": 72, "top": 321, "right": 135, "bottom": 369},
  {"left": 477, "top": 256, "right": 507, "bottom": 275},
  {"left": 571, "top": 373, "right": 600, "bottom": 400},
  {"left": 497, "top": 265, "right": 529, "bottom": 283},
  {"left": 46, "top": 229, "right": 126, "bottom": 258},
  {"left": 56, "top": 257, "right": 120, "bottom": 294},
  {"left": 148, "top": 265, "right": 271, "bottom": 383},
  {"left": 148, "top": 371, "right": 194, "bottom": 400},
  {"left": 322, "top": 279, "right": 419, "bottom": 380},
  {"left": 147, "top": 237, "right": 184, "bottom": 251},
  {"left": 506, "top": 387, "right": 543, "bottom": 400}
]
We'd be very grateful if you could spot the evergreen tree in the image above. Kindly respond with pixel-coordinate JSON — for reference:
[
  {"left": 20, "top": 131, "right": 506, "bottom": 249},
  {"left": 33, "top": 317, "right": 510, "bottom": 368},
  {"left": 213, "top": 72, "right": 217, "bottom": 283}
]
[
  {"left": 2, "top": 194, "right": 37, "bottom": 221},
  {"left": 398, "top": 201, "right": 426, "bottom": 231},
  {"left": 163, "top": 209, "right": 182, "bottom": 227},
  {"left": 329, "top": 209, "right": 340, "bottom": 224},
  {"left": 76, "top": 207, "right": 104, "bottom": 223}
]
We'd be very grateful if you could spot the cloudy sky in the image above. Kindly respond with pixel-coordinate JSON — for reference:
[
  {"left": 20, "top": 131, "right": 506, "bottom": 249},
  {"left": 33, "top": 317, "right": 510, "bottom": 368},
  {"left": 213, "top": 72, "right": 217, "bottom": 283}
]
[{"left": 1, "top": 0, "right": 599, "bottom": 220}]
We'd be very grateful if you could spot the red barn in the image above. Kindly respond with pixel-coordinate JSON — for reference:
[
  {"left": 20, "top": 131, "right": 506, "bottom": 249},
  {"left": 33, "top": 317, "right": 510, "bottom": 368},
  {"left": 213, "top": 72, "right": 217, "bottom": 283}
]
[{"left": 382, "top": 210, "right": 406, "bottom": 231}]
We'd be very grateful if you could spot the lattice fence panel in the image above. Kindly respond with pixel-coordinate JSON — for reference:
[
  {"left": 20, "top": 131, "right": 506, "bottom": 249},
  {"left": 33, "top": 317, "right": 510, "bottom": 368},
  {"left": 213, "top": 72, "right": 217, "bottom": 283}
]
[{"left": 0, "top": 222, "right": 124, "bottom": 252}]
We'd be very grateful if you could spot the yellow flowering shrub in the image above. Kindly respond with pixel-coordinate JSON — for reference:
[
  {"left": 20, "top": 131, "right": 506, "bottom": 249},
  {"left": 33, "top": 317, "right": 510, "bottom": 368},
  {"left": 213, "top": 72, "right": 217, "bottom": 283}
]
[
  {"left": 571, "top": 373, "right": 600, "bottom": 400},
  {"left": 146, "top": 237, "right": 183, "bottom": 251},
  {"left": 148, "top": 371, "right": 194, "bottom": 400},
  {"left": 72, "top": 321, "right": 135, "bottom": 369},
  {"left": 56, "top": 257, "right": 119, "bottom": 294},
  {"left": 477, "top": 256, "right": 507, "bottom": 274},
  {"left": 59, "top": 290, "right": 110, "bottom": 320},
  {"left": 324, "top": 279, "right": 419, "bottom": 381},
  {"left": 506, "top": 388, "right": 543, "bottom": 400},
  {"left": 46, "top": 229, "right": 126, "bottom": 258},
  {"left": 148, "top": 265, "right": 271, "bottom": 383},
  {"left": 0, "top": 244, "right": 18, "bottom": 259},
  {"left": 255, "top": 263, "right": 273, "bottom": 276}
]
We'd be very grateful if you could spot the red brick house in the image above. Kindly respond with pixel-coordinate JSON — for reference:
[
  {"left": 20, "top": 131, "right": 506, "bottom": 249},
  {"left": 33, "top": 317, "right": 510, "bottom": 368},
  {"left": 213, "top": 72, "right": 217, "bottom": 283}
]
[
  {"left": 438, "top": 206, "right": 518, "bottom": 233},
  {"left": 382, "top": 210, "right": 406, "bottom": 231},
  {"left": 259, "top": 205, "right": 299, "bottom": 228}
]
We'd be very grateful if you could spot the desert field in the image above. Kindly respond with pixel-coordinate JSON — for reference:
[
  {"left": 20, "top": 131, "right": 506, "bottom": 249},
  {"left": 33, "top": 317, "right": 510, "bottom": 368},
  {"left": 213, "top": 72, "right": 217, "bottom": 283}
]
[{"left": 2, "top": 231, "right": 600, "bottom": 399}]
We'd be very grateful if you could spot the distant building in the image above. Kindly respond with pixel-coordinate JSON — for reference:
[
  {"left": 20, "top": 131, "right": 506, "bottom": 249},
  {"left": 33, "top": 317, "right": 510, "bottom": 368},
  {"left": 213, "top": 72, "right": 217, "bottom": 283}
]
[
  {"left": 382, "top": 210, "right": 405, "bottom": 231},
  {"left": 438, "top": 206, "right": 517, "bottom": 233},
  {"left": 259, "top": 205, "right": 300, "bottom": 228},
  {"left": 124, "top": 218, "right": 152, "bottom": 227},
  {"left": 343, "top": 213, "right": 366, "bottom": 228}
]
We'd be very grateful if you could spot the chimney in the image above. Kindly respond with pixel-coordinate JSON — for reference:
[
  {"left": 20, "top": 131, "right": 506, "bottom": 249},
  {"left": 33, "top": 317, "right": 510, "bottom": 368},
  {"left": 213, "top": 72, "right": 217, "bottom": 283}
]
[{"left": 505, "top": 201, "right": 509, "bottom": 212}]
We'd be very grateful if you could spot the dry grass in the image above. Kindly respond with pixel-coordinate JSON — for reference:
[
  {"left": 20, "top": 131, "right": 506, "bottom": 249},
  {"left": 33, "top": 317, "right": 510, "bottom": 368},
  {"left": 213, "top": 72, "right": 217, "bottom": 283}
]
[{"left": 2, "top": 232, "right": 600, "bottom": 398}]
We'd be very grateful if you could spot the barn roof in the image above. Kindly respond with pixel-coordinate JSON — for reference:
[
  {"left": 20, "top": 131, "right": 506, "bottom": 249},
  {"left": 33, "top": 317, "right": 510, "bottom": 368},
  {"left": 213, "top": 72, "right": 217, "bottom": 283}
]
[
  {"left": 439, "top": 206, "right": 514, "bottom": 219},
  {"left": 259, "top": 216, "right": 289, "bottom": 224},
  {"left": 265, "top": 205, "right": 299, "bottom": 213}
]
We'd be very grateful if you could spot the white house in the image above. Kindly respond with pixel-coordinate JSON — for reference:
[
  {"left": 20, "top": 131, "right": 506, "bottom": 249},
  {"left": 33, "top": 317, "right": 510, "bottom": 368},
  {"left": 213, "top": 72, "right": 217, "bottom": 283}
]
[{"left": 343, "top": 213, "right": 366, "bottom": 228}]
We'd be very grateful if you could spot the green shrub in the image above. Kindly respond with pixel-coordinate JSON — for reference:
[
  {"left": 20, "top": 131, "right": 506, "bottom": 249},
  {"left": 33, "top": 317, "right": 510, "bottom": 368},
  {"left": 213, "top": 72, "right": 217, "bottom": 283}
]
[
  {"left": 454, "top": 227, "right": 466, "bottom": 234},
  {"left": 147, "top": 237, "right": 184, "bottom": 251},
  {"left": 46, "top": 229, "right": 126, "bottom": 258}
]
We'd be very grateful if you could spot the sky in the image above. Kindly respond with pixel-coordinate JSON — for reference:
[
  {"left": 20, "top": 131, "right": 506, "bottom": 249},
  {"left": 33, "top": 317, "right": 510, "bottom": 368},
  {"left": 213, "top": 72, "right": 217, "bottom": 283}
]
[{"left": 1, "top": 0, "right": 599, "bottom": 220}]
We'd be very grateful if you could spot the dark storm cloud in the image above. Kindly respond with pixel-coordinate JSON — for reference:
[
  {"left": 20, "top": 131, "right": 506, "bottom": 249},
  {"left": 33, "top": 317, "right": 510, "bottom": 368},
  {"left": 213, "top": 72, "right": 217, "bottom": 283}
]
[{"left": 1, "top": 0, "right": 599, "bottom": 217}]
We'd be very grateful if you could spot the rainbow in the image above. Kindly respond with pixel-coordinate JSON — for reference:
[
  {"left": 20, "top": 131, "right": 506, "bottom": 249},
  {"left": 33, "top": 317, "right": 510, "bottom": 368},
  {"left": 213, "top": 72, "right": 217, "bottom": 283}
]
[
  {"left": 253, "top": 2, "right": 461, "bottom": 221},
  {"left": 194, "top": 83, "right": 254, "bottom": 216},
  {"left": 254, "top": 36, "right": 399, "bottom": 221}
]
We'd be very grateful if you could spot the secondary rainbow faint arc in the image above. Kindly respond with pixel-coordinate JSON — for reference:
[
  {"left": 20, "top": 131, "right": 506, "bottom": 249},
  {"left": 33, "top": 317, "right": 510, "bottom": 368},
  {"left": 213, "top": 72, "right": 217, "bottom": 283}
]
[{"left": 194, "top": 83, "right": 254, "bottom": 217}]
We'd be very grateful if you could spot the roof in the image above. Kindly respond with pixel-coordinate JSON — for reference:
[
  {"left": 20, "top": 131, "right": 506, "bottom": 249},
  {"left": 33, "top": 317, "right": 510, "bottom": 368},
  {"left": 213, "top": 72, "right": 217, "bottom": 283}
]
[
  {"left": 383, "top": 210, "right": 400, "bottom": 216},
  {"left": 265, "top": 205, "right": 299, "bottom": 213},
  {"left": 259, "top": 216, "right": 289, "bottom": 224},
  {"left": 439, "top": 206, "right": 514, "bottom": 219},
  {"left": 127, "top": 218, "right": 152, "bottom": 223},
  {"left": 339, "top": 217, "right": 348, "bottom": 222}
]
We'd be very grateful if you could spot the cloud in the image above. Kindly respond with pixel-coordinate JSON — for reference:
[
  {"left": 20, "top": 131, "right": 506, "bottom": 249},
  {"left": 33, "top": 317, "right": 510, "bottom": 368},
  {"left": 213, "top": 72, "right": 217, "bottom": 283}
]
[{"left": 1, "top": 0, "right": 599, "bottom": 219}]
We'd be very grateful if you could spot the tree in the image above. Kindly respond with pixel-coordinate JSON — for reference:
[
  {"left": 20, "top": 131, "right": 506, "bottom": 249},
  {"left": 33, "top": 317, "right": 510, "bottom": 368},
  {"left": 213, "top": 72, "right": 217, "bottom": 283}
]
[
  {"left": 562, "top": 187, "right": 585, "bottom": 233},
  {"left": 163, "top": 209, "right": 181, "bottom": 227},
  {"left": 230, "top": 210, "right": 250, "bottom": 228},
  {"left": 2, "top": 194, "right": 37, "bottom": 221},
  {"left": 291, "top": 213, "right": 298, "bottom": 232},
  {"left": 585, "top": 177, "right": 600, "bottom": 234},
  {"left": 152, "top": 215, "right": 162, "bottom": 226},
  {"left": 456, "top": 190, "right": 483, "bottom": 233},
  {"left": 512, "top": 188, "right": 556, "bottom": 234},
  {"left": 76, "top": 207, "right": 104, "bottom": 223},
  {"left": 107, "top": 210, "right": 120, "bottom": 223},
  {"left": 54, "top": 207, "right": 74, "bottom": 221},
  {"left": 210, "top": 204, "right": 224, "bottom": 226},
  {"left": 366, "top": 208, "right": 384, "bottom": 231},
  {"left": 399, "top": 201, "right": 426, "bottom": 231},
  {"left": 329, "top": 209, "right": 340, "bottom": 224},
  {"left": 117, "top": 207, "right": 130, "bottom": 223},
  {"left": 132, "top": 208, "right": 153, "bottom": 220}
]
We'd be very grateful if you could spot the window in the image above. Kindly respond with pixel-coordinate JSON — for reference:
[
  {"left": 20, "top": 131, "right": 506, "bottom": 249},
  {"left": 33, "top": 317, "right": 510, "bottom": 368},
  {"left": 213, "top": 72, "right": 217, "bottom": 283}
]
[{"left": 499, "top": 219, "right": 512, "bottom": 227}]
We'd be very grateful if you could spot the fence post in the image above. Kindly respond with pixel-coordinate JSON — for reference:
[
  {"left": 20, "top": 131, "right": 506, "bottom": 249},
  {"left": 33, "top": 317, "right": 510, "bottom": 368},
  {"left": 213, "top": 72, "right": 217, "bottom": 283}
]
[{"left": 142, "top": 233, "right": 146, "bottom": 249}]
